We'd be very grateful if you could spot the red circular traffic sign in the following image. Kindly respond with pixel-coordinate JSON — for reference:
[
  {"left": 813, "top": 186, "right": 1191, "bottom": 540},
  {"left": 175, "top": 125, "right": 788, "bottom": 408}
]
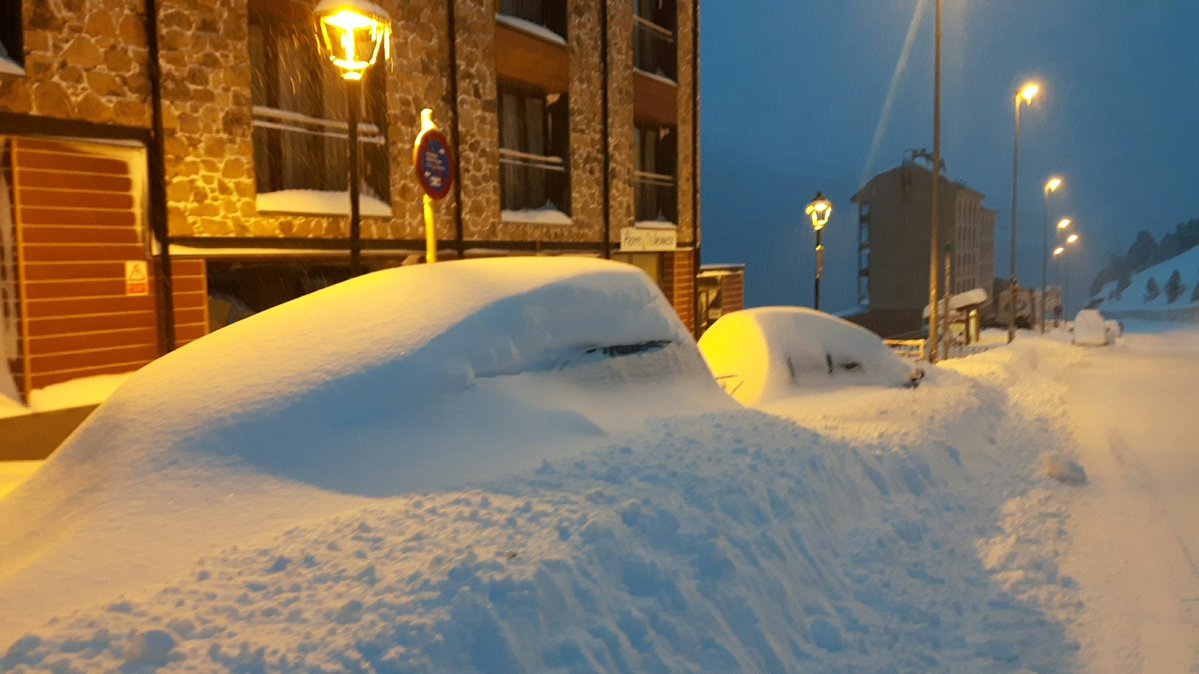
[{"left": 413, "top": 128, "right": 454, "bottom": 200}]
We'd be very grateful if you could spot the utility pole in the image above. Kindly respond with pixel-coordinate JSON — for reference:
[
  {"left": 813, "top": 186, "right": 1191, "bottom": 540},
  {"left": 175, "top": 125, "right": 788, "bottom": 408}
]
[{"left": 927, "top": 0, "right": 942, "bottom": 363}]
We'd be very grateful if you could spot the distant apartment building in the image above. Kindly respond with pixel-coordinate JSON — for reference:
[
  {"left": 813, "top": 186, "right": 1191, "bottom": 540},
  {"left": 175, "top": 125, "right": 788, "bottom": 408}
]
[
  {"left": 0, "top": 0, "right": 740, "bottom": 401},
  {"left": 850, "top": 156, "right": 996, "bottom": 337}
]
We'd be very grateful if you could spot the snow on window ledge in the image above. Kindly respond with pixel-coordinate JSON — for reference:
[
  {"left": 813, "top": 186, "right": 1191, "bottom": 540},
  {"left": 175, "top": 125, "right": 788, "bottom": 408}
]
[
  {"left": 257, "top": 190, "right": 393, "bottom": 218},
  {"left": 495, "top": 13, "right": 567, "bottom": 46},
  {"left": 634, "top": 219, "right": 677, "bottom": 230},
  {"left": 0, "top": 56, "right": 26, "bottom": 78},
  {"left": 502, "top": 206, "right": 572, "bottom": 226},
  {"left": 633, "top": 68, "right": 677, "bottom": 87}
]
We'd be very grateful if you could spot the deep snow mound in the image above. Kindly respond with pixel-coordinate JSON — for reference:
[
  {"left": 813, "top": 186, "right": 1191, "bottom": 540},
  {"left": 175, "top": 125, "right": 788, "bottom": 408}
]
[
  {"left": 0, "top": 257, "right": 734, "bottom": 640},
  {"left": 698, "top": 307, "right": 920, "bottom": 405}
]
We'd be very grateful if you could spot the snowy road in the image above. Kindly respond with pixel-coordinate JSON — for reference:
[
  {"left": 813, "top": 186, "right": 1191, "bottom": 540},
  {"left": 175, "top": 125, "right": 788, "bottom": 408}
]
[{"left": 1063, "top": 325, "right": 1199, "bottom": 673}]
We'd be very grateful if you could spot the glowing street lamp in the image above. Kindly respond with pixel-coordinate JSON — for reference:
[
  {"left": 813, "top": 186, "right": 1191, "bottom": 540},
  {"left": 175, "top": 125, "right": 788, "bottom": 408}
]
[
  {"left": 1058, "top": 217, "right": 1071, "bottom": 231},
  {"left": 1007, "top": 81, "right": 1042, "bottom": 342},
  {"left": 1054, "top": 223, "right": 1080, "bottom": 323},
  {"left": 805, "top": 192, "right": 833, "bottom": 311},
  {"left": 1040, "top": 176, "right": 1063, "bottom": 333},
  {"left": 314, "top": 0, "right": 392, "bottom": 276},
  {"left": 1067, "top": 233, "right": 1079, "bottom": 244}
]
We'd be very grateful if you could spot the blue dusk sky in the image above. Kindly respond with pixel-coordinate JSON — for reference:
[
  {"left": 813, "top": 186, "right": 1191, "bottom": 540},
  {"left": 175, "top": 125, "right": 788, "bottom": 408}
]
[{"left": 700, "top": 1, "right": 1199, "bottom": 313}]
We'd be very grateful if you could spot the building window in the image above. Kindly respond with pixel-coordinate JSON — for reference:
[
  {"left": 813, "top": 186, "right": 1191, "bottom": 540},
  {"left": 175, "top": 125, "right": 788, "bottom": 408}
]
[
  {"left": 634, "top": 0, "right": 676, "bottom": 80},
  {"left": 0, "top": 1, "right": 22, "bottom": 70},
  {"left": 499, "top": 82, "right": 570, "bottom": 216},
  {"left": 249, "top": 3, "right": 389, "bottom": 207},
  {"left": 498, "top": 0, "right": 567, "bottom": 39},
  {"left": 634, "top": 123, "right": 676, "bottom": 224}
]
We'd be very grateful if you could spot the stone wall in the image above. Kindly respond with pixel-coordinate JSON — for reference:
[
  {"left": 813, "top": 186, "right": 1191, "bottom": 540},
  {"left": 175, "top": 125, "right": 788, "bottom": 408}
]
[
  {"left": 605, "top": 0, "right": 636, "bottom": 244},
  {"left": 0, "top": 0, "right": 151, "bottom": 128},
  {"left": 2, "top": 0, "right": 700, "bottom": 258}
]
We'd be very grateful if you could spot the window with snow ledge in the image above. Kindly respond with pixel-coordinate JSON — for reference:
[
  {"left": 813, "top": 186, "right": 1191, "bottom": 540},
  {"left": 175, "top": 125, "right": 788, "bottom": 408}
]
[
  {"left": 0, "top": 1, "right": 23, "bottom": 76},
  {"left": 634, "top": 0, "right": 677, "bottom": 81},
  {"left": 499, "top": 82, "right": 571, "bottom": 217},
  {"left": 497, "top": 0, "right": 567, "bottom": 41},
  {"left": 249, "top": 1, "right": 389, "bottom": 206},
  {"left": 634, "top": 123, "right": 677, "bottom": 224}
]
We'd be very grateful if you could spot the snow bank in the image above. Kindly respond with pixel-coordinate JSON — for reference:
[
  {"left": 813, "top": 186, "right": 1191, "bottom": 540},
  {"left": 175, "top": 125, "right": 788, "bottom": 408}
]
[
  {"left": 698, "top": 307, "right": 920, "bottom": 406},
  {"left": 0, "top": 258, "right": 732, "bottom": 639}
]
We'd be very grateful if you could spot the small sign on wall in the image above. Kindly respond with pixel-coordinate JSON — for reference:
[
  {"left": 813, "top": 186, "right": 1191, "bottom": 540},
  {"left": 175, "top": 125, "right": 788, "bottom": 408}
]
[
  {"left": 125, "top": 261, "right": 149, "bottom": 296},
  {"left": 620, "top": 227, "right": 677, "bottom": 252}
]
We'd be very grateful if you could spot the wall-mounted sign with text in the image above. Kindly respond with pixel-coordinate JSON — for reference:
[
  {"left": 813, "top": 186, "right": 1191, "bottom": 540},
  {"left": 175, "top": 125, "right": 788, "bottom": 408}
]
[{"left": 620, "top": 227, "right": 677, "bottom": 252}]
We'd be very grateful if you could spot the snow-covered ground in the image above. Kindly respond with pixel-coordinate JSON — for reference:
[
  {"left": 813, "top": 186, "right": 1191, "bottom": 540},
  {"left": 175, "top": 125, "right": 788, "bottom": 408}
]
[
  {"left": 1093, "top": 245, "right": 1199, "bottom": 318},
  {"left": 0, "top": 258, "right": 1195, "bottom": 672}
]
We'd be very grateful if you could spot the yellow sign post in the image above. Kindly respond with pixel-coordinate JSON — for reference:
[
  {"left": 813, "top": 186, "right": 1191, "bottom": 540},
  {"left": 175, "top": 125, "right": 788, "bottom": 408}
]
[{"left": 412, "top": 108, "right": 455, "bottom": 264}]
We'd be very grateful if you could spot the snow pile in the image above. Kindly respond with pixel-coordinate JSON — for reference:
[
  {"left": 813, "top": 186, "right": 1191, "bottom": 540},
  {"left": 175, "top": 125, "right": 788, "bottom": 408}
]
[
  {"left": 0, "top": 256, "right": 1098, "bottom": 671},
  {"left": 698, "top": 307, "right": 920, "bottom": 405},
  {"left": 256, "top": 189, "right": 393, "bottom": 217},
  {"left": 1094, "top": 244, "right": 1199, "bottom": 319},
  {"left": 0, "top": 257, "right": 732, "bottom": 638},
  {"left": 1042, "top": 453, "right": 1087, "bottom": 485}
]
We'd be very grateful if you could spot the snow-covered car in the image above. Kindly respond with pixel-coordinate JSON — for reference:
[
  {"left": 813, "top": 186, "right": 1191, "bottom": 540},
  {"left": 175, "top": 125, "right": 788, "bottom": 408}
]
[
  {"left": 1072, "top": 309, "right": 1112, "bottom": 346},
  {"left": 697, "top": 307, "right": 924, "bottom": 406},
  {"left": 0, "top": 257, "right": 736, "bottom": 639}
]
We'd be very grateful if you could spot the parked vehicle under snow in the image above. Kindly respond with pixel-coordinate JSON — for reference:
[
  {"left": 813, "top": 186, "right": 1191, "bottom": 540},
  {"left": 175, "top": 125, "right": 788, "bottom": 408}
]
[
  {"left": 1072, "top": 309, "right": 1114, "bottom": 346},
  {"left": 697, "top": 307, "right": 923, "bottom": 406}
]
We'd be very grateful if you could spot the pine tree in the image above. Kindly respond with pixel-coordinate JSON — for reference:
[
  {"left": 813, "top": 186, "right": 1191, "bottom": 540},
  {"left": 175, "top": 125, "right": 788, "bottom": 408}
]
[
  {"left": 1165, "top": 270, "right": 1185, "bottom": 303},
  {"left": 1192, "top": 271, "right": 1199, "bottom": 303},
  {"left": 1144, "top": 276, "right": 1160, "bottom": 302}
]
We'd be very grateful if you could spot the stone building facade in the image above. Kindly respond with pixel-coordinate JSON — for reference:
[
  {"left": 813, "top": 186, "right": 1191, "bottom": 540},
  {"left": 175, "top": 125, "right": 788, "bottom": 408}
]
[
  {"left": 848, "top": 159, "right": 997, "bottom": 338},
  {"left": 0, "top": 0, "right": 730, "bottom": 400}
]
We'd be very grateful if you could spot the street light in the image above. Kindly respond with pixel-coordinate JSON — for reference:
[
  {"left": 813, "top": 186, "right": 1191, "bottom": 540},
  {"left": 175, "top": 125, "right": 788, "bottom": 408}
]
[
  {"left": 1007, "top": 81, "right": 1041, "bottom": 343},
  {"left": 1053, "top": 224, "right": 1080, "bottom": 322},
  {"left": 805, "top": 192, "right": 833, "bottom": 311},
  {"left": 314, "top": 0, "right": 392, "bottom": 276},
  {"left": 1040, "top": 176, "right": 1063, "bottom": 333}
]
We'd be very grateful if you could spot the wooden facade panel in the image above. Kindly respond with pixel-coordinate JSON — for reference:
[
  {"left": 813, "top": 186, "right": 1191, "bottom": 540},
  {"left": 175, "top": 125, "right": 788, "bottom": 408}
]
[
  {"left": 175, "top": 307, "right": 207, "bottom": 325},
  {"left": 17, "top": 189, "right": 136, "bottom": 210},
  {"left": 175, "top": 322, "right": 208, "bottom": 343},
  {"left": 29, "top": 343, "right": 160, "bottom": 375},
  {"left": 633, "top": 71, "right": 678, "bottom": 126},
  {"left": 22, "top": 261, "right": 130, "bottom": 281},
  {"left": 495, "top": 23, "right": 570, "bottom": 93},
  {"left": 23, "top": 275, "right": 205, "bottom": 300},
  {"left": 24, "top": 295, "right": 157, "bottom": 319},
  {"left": 18, "top": 208, "right": 138, "bottom": 227},
  {"left": 21, "top": 226, "right": 142, "bottom": 245},
  {"left": 171, "top": 292, "right": 207, "bottom": 310},
  {"left": 16, "top": 170, "right": 132, "bottom": 193},
  {"left": 28, "top": 361, "right": 154, "bottom": 392},
  {"left": 29, "top": 326, "right": 160, "bottom": 355},
  {"left": 26, "top": 311, "right": 159, "bottom": 338},
  {"left": 22, "top": 243, "right": 147, "bottom": 263},
  {"left": 12, "top": 149, "right": 129, "bottom": 175}
]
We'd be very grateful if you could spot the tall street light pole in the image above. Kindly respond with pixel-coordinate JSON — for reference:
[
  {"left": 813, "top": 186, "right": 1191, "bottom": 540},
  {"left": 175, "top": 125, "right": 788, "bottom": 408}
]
[
  {"left": 927, "top": 0, "right": 943, "bottom": 363},
  {"left": 314, "top": 1, "right": 392, "bottom": 277},
  {"left": 805, "top": 192, "right": 833, "bottom": 311},
  {"left": 1008, "top": 82, "right": 1040, "bottom": 343},
  {"left": 1041, "top": 176, "right": 1062, "bottom": 333}
]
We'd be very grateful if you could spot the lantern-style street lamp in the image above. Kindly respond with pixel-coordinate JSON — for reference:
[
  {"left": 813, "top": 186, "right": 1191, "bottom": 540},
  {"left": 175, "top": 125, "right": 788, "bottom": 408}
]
[
  {"left": 805, "top": 192, "right": 833, "bottom": 311},
  {"left": 314, "top": 0, "right": 392, "bottom": 276}
]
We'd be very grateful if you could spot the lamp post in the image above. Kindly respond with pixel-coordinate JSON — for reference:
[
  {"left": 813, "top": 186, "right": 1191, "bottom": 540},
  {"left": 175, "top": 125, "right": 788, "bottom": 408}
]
[
  {"left": 1040, "top": 176, "right": 1062, "bottom": 333},
  {"left": 1008, "top": 82, "right": 1040, "bottom": 343},
  {"left": 928, "top": 0, "right": 943, "bottom": 363},
  {"left": 805, "top": 192, "right": 833, "bottom": 311},
  {"left": 314, "top": 0, "right": 392, "bottom": 277},
  {"left": 1053, "top": 217, "right": 1071, "bottom": 325}
]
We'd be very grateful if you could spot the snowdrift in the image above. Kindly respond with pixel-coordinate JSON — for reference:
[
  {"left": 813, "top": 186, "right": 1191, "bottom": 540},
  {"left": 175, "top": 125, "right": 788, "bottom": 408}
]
[
  {"left": 698, "top": 307, "right": 921, "bottom": 405},
  {"left": 0, "top": 257, "right": 734, "bottom": 639}
]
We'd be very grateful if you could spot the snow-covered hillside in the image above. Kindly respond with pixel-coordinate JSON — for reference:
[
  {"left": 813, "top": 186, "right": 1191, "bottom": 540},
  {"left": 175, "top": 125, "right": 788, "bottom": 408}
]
[
  {"left": 0, "top": 257, "right": 1098, "bottom": 672},
  {"left": 1093, "top": 245, "right": 1199, "bottom": 319}
]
